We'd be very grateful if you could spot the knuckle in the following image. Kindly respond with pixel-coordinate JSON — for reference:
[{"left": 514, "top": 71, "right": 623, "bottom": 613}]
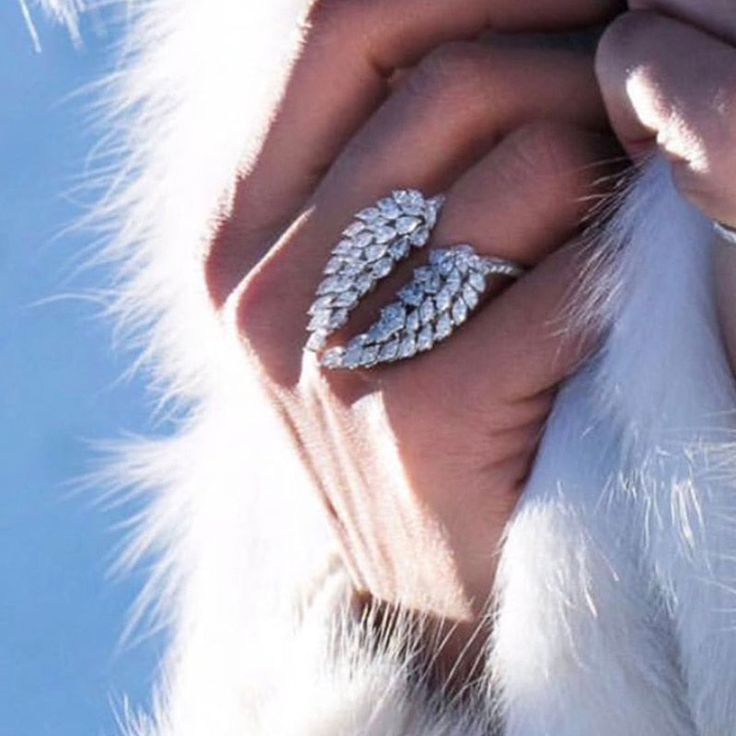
[
  {"left": 408, "top": 42, "right": 491, "bottom": 105},
  {"left": 501, "top": 122, "right": 587, "bottom": 186}
]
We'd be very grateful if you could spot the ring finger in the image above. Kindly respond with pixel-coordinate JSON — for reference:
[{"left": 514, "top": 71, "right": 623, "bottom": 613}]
[{"left": 234, "top": 43, "right": 611, "bottom": 385}]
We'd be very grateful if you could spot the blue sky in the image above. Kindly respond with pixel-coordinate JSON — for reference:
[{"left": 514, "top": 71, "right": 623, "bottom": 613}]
[{"left": 1, "top": 6, "right": 163, "bottom": 735}]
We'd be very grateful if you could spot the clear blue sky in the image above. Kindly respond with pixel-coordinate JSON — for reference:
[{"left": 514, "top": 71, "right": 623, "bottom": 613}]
[{"left": 1, "top": 7, "right": 163, "bottom": 735}]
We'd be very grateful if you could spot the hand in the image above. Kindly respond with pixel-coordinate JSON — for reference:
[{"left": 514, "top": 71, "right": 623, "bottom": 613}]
[
  {"left": 595, "top": 2, "right": 736, "bottom": 370},
  {"left": 206, "top": 0, "right": 621, "bottom": 678}
]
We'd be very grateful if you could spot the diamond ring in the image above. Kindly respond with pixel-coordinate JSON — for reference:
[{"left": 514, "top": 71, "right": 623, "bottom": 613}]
[
  {"left": 305, "top": 189, "right": 445, "bottom": 352},
  {"left": 304, "top": 191, "right": 526, "bottom": 369}
]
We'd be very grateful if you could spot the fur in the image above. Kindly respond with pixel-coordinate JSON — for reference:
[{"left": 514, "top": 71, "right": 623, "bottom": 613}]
[{"left": 75, "top": 0, "right": 736, "bottom": 733}]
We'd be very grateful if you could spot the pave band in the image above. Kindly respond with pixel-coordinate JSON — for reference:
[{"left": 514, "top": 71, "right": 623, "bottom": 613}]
[{"left": 304, "top": 190, "right": 526, "bottom": 370}]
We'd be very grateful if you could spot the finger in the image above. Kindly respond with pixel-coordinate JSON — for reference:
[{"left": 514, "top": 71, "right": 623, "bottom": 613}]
[
  {"left": 207, "top": 0, "right": 623, "bottom": 301},
  {"left": 596, "top": 10, "right": 736, "bottom": 222},
  {"left": 214, "top": 42, "right": 605, "bottom": 305},
  {"left": 236, "top": 119, "right": 617, "bottom": 388}
]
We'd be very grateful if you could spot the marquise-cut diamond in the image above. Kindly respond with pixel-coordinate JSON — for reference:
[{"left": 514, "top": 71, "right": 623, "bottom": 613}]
[
  {"left": 355, "top": 274, "right": 374, "bottom": 295},
  {"left": 373, "top": 225, "right": 397, "bottom": 244},
  {"left": 317, "top": 275, "right": 349, "bottom": 295},
  {"left": 435, "top": 287, "right": 452, "bottom": 312},
  {"left": 308, "top": 295, "right": 334, "bottom": 315},
  {"left": 354, "top": 231, "right": 374, "bottom": 250},
  {"left": 329, "top": 308, "right": 349, "bottom": 330},
  {"left": 343, "top": 342, "right": 364, "bottom": 369},
  {"left": 417, "top": 324, "right": 434, "bottom": 351},
  {"left": 356, "top": 207, "right": 381, "bottom": 223},
  {"left": 410, "top": 227, "right": 430, "bottom": 248},
  {"left": 324, "top": 256, "right": 343, "bottom": 275},
  {"left": 334, "top": 239, "right": 353, "bottom": 255},
  {"left": 365, "top": 244, "right": 388, "bottom": 262},
  {"left": 419, "top": 298, "right": 435, "bottom": 324},
  {"left": 360, "top": 345, "right": 380, "bottom": 367},
  {"left": 462, "top": 282, "right": 479, "bottom": 309},
  {"left": 380, "top": 303, "right": 406, "bottom": 334},
  {"left": 371, "top": 257, "right": 394, "bottom": 279},
  {"left": 396, "top": 216, "right": 421, "bottom": 234},
  {"left": 398, "top": 283, "right": 424, "bottom": 307},
  {"left": 377, "top": 197, "right": 401, "bottom": 219},
  {"left": 308, "top": 310, "right": 332, "bottom": 331},
  {"left": 333, "top": 289, "right": 360, "bottom": 308},
  {"left": 389, "top": 237, "right": 411, "bottom": 260},
  {"left": 394, "top": 189, "right": 424, "bottom": 216},
  {"left": 469, "top": 271, "right": 485, "bottom": 292},
  {"left": 451, "top": 298, "right": 468, "bottom": 325},
  {"left": 379, "top": 339, "right": 400, "bottom": 362},
  {"left": 399, "top": 334, "right": 417, "bottom": 359},
  {"left": 435, "top": 312, "right": 453, "bottom": 340},
  {"left": 343, "top": 221, "right": 365, "bottom": 238},
  {"left": 406, "top": 310, "right": 420, "bottom": 332}
]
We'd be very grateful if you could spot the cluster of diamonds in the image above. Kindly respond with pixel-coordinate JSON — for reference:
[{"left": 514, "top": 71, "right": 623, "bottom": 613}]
[
  {"left": 305, "top": 189, "right": 445, "bottom": 352},
  {"left": 320, "top": 245, "right": 523, "bottom": 370}
]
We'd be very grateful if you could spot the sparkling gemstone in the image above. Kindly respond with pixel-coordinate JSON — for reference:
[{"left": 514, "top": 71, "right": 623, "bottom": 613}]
[
  {"left": 343, "top": 342, "right": 364, "bottom": 369},
  {"left": 356, "top": 207, "right": 381, "bottom": 223},
  {"left": 419, "top": 298, "right": 435, "bottom": 324},
  {"left": 398, "top": 283, "right": 424, "bottom": 307},
  {"left": 365, "top": 244, "right": 388, "bottom": 262},
  {"left": 343, "top": 221, "right": 365, "bottom": 237},
  {"left": 396, "top": 216, "right": 421, "bottom": 234},
  {"left": 321, "top": 347, "right": 345, "bottom": 369},
  {"left": 360, "top": 345, "right": 380, "bottom": 367},
  {"left": 406, "top": 309, "right": 420, "bottom": 332},
  {"left": 435, "top": 287, "right": 452, "bottom": 312},
  {"left": 324, "top": 256, "right": 343, "bottom": 275},
  {"left": 429, "top": 249, "right": 450, "bottom": 265},
  {"left": 306, "top": 331, "right": 327, "bottom": 352},
  {"left": 333, "top": 289, "right": 360, "bottom": 308},
  {"left": 308, "top": 310, "right": 332, "bottom": 331},
  {"left": 308, "top": 295, "right": 334, "bottom": 315},
  {"left": 413, "top": 266, "right": 434, "bottom": 283},
  {"left": 417, "top": 324, "right": 434, "bottom": 351},
  {"left": 377, "top": 197, "right": 401, "bottom": 219},
  {"left": 410, "top": 226, "right": 430, "bottom": 247},
  {"left": 347, "top": 334, "right": 368, "bottom": 351},
  {"left": 355, "top": 273, "right": 374, "bottom": 295},
  {"left": 399, "top": 334, "right": 417, "bottom": 359},
  {"left": 394, "top": 189, "right": 424, "bottom": 216},
  {"left": 438, "top": 255, "right": 456, "bottom": 277},
  {"left": 462, "top": 282, "right": 479, "bottom": 309},
  {"left": 371, "top": 257, "right": 394, "bottom": 278},
  {"left": 469, "top": 272, "right": 486, "bottom": 292},
  {"left": 380, "top": 303, "right": 406, "bottom": 334},
  {"left": 388, "top": 237, "right": 411, "bottom": 260},
  {"left": 379, "top": 339, "right": 400, "bottom": 362},
  {"left": 340, "top": 260, "right": 364, "bottom": 277},
  {"left": 367, "top": 319, "right": 394, "bottom": 344},
  {"left": 424, "top": 195, "right": 444, "bottom": 227},
  {"left": 329, "top": 308, "right": 349, "bottom": 330},
  {"left": 334, "top": 239, "right": 353, "bottom": 255},
  {"left": 373, "top": 225, "right": 397, "bottom": 244},
  {"left": 435, "top": 312, "right": 453, "bottom": 340},
  {"left": 445, "top": 269, "right": 462, "bottom": 295},
  {"left": 424, "top": 272, "right": 442, "bottom": 294},
  {"left": 451, "top": 298, "right": 468, "bottom": 325},
  {"left": 317, "top": 275, "right": 347, "bottom": 295},
  {"left": 354, "top": 231, "right": 374, "bottom": 250}
]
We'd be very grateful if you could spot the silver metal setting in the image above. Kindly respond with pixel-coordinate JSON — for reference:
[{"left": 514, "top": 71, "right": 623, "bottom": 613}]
[
  {"left": 715, "top": 221, "right": 736, "bottom": 247},
  {"left": 304, "top": 189, "right": 445, "bottom": 352},
  {"left": 318, "top": 244, "right": 525, "bottom": 370}
]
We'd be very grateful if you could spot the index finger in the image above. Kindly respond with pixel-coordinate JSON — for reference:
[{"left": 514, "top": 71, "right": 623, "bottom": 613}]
[{"left": 207, "top": 0, "right": 622, "bottom": 305}]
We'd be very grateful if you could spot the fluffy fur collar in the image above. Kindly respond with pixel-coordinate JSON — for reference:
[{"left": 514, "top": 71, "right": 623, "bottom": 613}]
[{"left": 86, "top": 1, "right": 736, "bottom": 733}]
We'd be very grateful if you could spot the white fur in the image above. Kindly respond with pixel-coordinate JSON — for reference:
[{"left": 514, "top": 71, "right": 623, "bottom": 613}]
[{"left": 84, "top": 1, "right": 736, "bottom": 733}]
